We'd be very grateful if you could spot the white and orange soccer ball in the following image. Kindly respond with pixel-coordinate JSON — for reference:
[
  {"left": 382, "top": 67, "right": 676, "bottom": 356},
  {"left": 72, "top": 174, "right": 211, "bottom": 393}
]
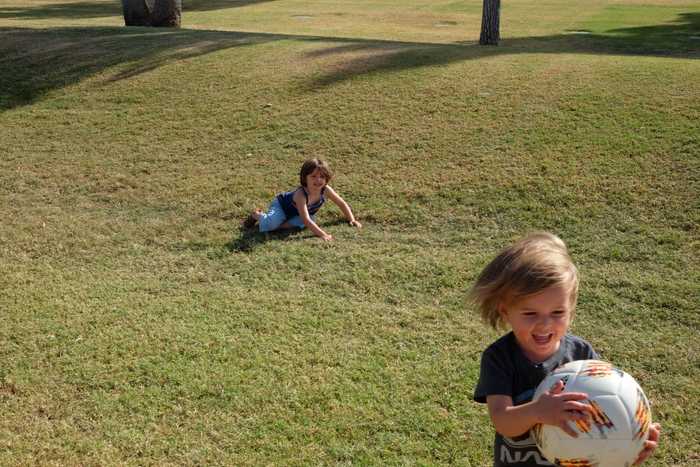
[{"left": 532, "top": 360, "right": 652, "bottom": 467}]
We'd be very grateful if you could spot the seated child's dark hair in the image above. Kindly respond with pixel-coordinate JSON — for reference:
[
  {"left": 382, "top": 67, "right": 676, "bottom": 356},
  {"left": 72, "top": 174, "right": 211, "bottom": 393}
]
[{"left": 300, "top": 158, "right": 333, "bottom": 187}]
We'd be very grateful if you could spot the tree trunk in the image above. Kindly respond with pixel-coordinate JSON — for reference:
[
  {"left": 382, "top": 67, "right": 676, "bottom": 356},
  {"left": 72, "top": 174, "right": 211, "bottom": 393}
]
[
  {"left": 122, "top": 0, "right": 181, "bottom": 27},
  {"left": 479, "top": 0, "right": 500, "bottom": 45},
  {"left": 151, "top": 0, "right": 181, "bottom": 27},
  {"left": 122, "top": 0, "right": 153, "bottom": 26}
]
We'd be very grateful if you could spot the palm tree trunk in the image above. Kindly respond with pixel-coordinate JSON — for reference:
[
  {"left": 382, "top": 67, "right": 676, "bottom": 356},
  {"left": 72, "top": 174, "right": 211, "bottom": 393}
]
[
  {"left": 479, "top": 0, "right": 501, "bottom": 45},
  {"left": 151, "top": 0, "right": 181, "bottom": 27},
  {"left": 122, "top": 0, "right": 153, "bottom": 26},
  {"left": 122, "top": 0, "right": 181, "bottom": 27}
]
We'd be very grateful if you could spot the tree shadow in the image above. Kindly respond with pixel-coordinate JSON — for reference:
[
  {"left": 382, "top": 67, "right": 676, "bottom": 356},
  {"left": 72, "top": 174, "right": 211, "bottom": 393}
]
[
  {"left": 1, "top": 12, "right": 697, "bottom": 111},
  {"left": 0, "top": 1, "right": 120, "bottom": 19},
  {"left": 0, "top": 26, "right": 280, "bottom": 110},
  {"left": 304, "top": 12, "right": 699, "bottom": 89},
  {"left": 185, "top": 0, "right": 277, "bottom": 13},
  {"left": 0, "top": 0, "right": 277, "bottom": 20}
]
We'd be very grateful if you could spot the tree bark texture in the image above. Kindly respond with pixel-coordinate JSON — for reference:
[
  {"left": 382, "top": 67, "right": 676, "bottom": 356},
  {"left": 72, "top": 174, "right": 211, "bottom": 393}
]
[
  {"left": 479, "top": 0, "right": 500, "bottom": 45},
  {"left": 122, "top": 0, "right": 152, "bottom": 26},
  {"left": 152, "top": 0, "right": 181, "bottom": 27},
  {"left": 122, "top": 0, "right": 181, "bottom": 27}
]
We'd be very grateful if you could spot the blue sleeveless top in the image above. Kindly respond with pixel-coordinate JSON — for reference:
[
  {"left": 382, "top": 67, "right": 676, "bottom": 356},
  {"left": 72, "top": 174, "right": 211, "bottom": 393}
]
[{"left": 276, "top": 187, "right": 326, "bottom": 219}]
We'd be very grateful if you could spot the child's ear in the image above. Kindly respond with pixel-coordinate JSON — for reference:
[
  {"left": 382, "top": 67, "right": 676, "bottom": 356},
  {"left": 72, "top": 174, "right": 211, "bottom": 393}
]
[{"left": 497, "top": 302, "right": 509, "bottom": 323}]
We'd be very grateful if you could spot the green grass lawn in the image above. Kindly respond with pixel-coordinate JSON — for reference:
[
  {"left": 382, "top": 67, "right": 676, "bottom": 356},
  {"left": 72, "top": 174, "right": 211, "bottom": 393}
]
[{"left": 1, "top": 0, "right": 698, "bottom": 464}]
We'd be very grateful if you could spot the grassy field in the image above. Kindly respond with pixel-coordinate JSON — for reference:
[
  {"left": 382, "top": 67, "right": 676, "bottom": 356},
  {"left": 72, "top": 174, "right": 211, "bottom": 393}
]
[{"left": 1, "top": 0, "right": 699, "bottom": 465}]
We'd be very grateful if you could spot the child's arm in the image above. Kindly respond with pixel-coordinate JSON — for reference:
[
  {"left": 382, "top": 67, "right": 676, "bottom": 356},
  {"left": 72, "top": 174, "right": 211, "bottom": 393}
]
[
  {"left": 294, "top": 190, "right": 333, "bottom": 241},
  {"left": 486, "top": 380, "right": 593, "bottom": 438},
  {"left": 324, "top": 185, "right": 362, "bottom": 228}
]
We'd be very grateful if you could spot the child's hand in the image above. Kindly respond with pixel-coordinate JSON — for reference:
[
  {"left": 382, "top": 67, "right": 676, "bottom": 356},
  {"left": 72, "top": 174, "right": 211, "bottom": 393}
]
[
  {"left": 535, "top": 380, "right": 593, "bottom": 437},
  {"left": 321, "top": 234, "right": 333, "bottom": 242},
  {"left": 633, "top": 422, "right": 660, "bottom": 465},
  {"left": 349, "top": 220, "right": 362, "bottom": 228}
]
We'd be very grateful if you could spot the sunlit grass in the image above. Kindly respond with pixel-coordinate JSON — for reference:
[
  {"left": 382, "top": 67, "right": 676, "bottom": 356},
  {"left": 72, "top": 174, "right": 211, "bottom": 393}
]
[{"left": 1, "top": 0, "right": 699, "bottom": 464}]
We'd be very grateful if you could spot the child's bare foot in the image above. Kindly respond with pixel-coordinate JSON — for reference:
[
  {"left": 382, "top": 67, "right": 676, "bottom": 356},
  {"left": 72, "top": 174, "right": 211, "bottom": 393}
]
[{"left": 241, "top": 209, "right": 262, "bottom": 229}]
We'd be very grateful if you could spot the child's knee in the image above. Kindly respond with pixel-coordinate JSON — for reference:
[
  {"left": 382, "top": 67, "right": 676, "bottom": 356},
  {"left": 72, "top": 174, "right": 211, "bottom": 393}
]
[
  {"left": 257, "top": 200, "right": 286, "bottom": 232},
  {"left": 258, "top": 215, "right": 282, "bottom": 232}
]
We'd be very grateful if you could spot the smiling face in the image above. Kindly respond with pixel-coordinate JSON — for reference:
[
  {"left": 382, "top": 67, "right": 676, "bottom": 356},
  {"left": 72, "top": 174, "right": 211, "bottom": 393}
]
[
  {"left": 299, "top": 159, "right": 332, "bottom": 189},
  {"left": 305, "top": 168, "right": 328, "bottom": 191},
  {"left": 499, "top": 285, "right": 573, "bottom": 363}
]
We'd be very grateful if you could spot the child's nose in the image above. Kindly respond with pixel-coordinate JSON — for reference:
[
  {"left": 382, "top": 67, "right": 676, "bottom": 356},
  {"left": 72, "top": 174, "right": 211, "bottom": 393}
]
[{"left": 536, "top": 316, "right": 552, "bottom": 327}]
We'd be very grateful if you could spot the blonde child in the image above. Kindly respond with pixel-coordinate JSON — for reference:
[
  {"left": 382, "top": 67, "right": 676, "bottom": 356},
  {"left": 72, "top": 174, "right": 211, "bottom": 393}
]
[
  {"left": 471, "top": 232, "right": 660, "bottom": 466},
  {"left": 242, "top": 158, "right": 361, "bottom": 241}
]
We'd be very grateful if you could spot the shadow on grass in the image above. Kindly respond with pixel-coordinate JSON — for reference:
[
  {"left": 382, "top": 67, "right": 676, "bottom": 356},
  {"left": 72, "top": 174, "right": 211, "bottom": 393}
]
[
  {"left": 227, "top": 227, "right": 300, "bottom": 253},
  {"left": 0, "top": 0, "right": 277, "bottom": 20},
  {"left": 306, "top": 12, "right": 699, "bottom": 88},
  {"left": 227, "top": 219, "right": 348, "bottom": 252},
  {"left": 0, "top": 1, "right": 121, "bottom": 19},
  {"left": 185, "top": 0, "right": 277, "bottom": 12},
  {"left": 0, "top": 26, "right": 276, "bottom": 110},
  {"left": 1, "top": 12, "right": 697, "bottom": 110}
]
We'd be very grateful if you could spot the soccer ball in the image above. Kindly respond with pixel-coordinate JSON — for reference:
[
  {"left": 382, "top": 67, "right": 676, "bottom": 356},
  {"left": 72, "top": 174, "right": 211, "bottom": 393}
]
[{"left": 532, "top": 360, "right": 652, "bottom": 467}]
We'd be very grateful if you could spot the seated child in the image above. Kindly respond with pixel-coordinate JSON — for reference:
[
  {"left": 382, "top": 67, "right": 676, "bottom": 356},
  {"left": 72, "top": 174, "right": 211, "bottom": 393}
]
[{"left": 243, "top": 158, "right": 361, "bottom": 241}]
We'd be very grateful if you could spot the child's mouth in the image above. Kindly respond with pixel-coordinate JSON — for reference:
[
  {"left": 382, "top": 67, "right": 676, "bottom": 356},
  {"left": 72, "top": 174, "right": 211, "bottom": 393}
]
[{"left": 533, "top": 333, "right": 553, "bottom": 345}]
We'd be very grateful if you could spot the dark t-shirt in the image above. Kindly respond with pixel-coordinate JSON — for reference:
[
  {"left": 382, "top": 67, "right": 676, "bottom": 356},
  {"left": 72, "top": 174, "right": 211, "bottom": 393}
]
[{"left": 474, "top": 332, "right": 598, "bottom": 467}]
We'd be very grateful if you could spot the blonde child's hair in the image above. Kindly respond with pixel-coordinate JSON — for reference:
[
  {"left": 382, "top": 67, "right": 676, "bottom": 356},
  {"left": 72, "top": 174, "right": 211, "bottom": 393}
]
[{"left": 470, "top": 232, "right": 579, "bottom": 329}]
